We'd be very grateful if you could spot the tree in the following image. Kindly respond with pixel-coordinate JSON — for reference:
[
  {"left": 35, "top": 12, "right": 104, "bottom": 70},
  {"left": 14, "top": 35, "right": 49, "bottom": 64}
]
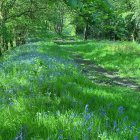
[
  {"left": 64, "top": 0, "right": 113, "bottom": 40},
  {"left": 0, "top": 0, "right": 49, "bottom": 53}
]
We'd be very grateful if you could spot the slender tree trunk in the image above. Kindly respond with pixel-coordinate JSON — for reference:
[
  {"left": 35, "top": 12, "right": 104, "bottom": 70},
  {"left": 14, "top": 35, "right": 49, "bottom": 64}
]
[
  {"left": 0, "top": 47, "right": 1, "bottom": 55},
  {"left": 10, "top": 39, "right": 13, "bottom": 48},
  {"left": 130, "top": 21, "right": 138, "bottom": 42},
  {"left": 16, "top": 37, "right": 20, "bottom": 46},
  {"left": 84, "top": 22, "right": 88, "bottom": 40},
  {"left": 5, "top": 40, "right": 8, "bottom": 50}
]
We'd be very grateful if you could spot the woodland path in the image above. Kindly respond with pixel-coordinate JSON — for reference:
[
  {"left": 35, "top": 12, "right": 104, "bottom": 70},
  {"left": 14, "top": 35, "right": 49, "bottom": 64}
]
[
  {"left": 54, "top": 40, "right": 140, "bottom": 91},
  {"left": 73, "top": 54, "right": 140, "bottom": 91}
]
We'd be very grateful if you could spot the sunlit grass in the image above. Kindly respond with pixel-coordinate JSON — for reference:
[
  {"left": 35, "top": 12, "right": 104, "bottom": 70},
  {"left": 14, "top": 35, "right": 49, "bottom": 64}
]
[
  {"left": 58, "top": 40, "right": 140, "bottom": 79},
  {"left": 0, "top": 40, "right": 140, "bottom": 139}
]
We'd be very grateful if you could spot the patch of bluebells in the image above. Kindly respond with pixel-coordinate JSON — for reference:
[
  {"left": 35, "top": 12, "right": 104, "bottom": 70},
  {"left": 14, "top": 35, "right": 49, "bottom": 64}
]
[
  {"left": 83, "top": 112, "right": 93, "bottom": 122},
  {"left": 99, "top": 106, "right": 107, "bottom": 117},
  {"left": 82, "top": 131, "right": 87, "bottom": 140},
  {"left": 98, "top": 104, "right": 139, "bottom": 135},
  {"left": 82, "top": 104, "right": 94, "bottom": 123},
  {"left": 128, "top": 121, "right": 137, "bottom": 132},
  {"left": 0, "top": 48, "right": 79, "bottom": 96},
  {"left": 14, "top": 125, "right": 27, "bottom": 140},
  {"left": 55, "top": 103, "right": 139, "bottom": 139},
  {"left": 113, "top": 120, "right": 117, "bottom": 130},
  {"left": 85, "top": 104, "right": 89, "bottom": 113},
  {"left": 134, "top": 136, "right": 139, "bottom": 140},
  {"left": 58, "top": 130, "right": 63, "bottom": 140},
  {"left": 0, "top": 45, "right": 77, "bottom": 79}
]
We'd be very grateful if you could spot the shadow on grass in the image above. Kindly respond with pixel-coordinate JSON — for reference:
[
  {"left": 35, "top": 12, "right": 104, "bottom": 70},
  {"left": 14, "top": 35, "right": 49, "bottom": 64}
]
[{"left": 55, "top": 40, "right": 140, "bottom": 89}]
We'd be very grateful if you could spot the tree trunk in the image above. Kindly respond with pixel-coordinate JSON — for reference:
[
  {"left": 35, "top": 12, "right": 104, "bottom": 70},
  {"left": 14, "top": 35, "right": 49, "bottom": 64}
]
[
  {"left": 10, "top": 39, "right": 13, "bottom": 48},
  {"left": 131, "top": 21, "right": 138, "bottom": 42},
  {"left": 5, "top": 40, "right": 9, "bottom": 50},
  {"left": 16, "top": 37, "right": 20, "bottom": 46},
  {"left": 0, "top": 47, "right": 2, "bottom": 56},
  {"left": 84, "top": 23, "right": 88, "bottom": 40}
]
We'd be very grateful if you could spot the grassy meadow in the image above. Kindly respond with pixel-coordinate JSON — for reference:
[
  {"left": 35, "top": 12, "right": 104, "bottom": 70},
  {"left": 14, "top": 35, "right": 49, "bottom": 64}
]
[{"left": 0, "top": 40, "right": 140, "bottom": 140}]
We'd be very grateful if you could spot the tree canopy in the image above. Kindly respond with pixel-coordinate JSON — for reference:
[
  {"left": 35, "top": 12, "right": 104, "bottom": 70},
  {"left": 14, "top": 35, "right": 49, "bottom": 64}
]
[{"left": 0, "top": 0, "right": 140, "bottom": 54}]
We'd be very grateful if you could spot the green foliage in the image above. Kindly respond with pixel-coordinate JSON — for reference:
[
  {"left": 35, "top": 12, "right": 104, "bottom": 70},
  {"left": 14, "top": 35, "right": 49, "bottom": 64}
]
[
  {"left": 0, "top": 0, "right": 140, "bottom": 52},
  {"left": 64, "top": 0, "right": 140, "bottom": 41}
]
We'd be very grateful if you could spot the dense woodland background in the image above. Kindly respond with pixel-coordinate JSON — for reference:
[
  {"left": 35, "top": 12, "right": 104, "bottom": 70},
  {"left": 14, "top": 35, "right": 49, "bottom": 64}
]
[{"left": 0, "top": 0, "right": 140, "bottom": 53}]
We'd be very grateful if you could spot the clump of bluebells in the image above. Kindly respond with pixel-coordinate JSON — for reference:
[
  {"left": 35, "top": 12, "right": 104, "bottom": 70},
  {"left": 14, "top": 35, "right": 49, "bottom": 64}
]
[{"left": 54, "top": 104, "right": 139, "bottom": 140}]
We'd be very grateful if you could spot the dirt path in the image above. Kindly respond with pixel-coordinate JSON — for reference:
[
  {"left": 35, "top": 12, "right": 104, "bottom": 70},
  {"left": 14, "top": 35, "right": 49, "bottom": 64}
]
[
  {"left": 56, "top": 41, "right": 140, "bottom": 91},
  {"left": 73, "top": 54, "right": 140, "bottom": 91}
]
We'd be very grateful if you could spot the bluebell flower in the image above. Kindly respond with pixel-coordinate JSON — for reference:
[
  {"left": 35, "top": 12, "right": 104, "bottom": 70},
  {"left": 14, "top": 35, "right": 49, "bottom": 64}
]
[
  {"left": 131, "top": 121, "right": 137, "bottom": 127},
  {"left": 89, "top": 121, "right": 94, "bottom": 126},
  {"left": 127, "top": 121, "right": 137, "bottom": 133},
  {"left": 128, "top": 125, "right": 133, "bottom": 132},
  {"left": 83, "top": 114, "right": 89, "bottom": 121},
  {"left": 118, "top": 106, "right": 124, "bottom": 115},
  {"left": 134, "top": 136, "right": 139, "bottom": 140},
  {"left": 59, "top": 130, "right": 63, "bottom": 134},
  {"left": 101, "top": 111, "right": 106, "bottom": 117},
  {"left": 58, "top": 135, "right": 63, "bottom": 140},
  {"left": 113, "top": 120, "right": 117, "bottom": 130},
  {"left": 9, "top": 101, "right": 14, "bottom": 106},
  {"left": 58, "top": 130, "right": 63, "bottom": 140},
  {"left": 87, "top": 127, "right": 92, "bottom": 132},
  {"left": 107, "top": 102, "right": 113, "bottom": 109},
  {"left": 116, "top": 128, "right": 120, "bottom": 133},
  {"left": 85, "top": 104, "right": 89, "bottom": 113},
  {"left": 123, "top": 126, "right": 127, "bottom": 131},
  {"left": 122, "top": 116, "right": 128, "bottom": 123},
  {"left": 83, "top": 112, "right": 92, "bottom": 121},
  {"left": 82, "top": 131, "right": 86, "bottom": 139}
]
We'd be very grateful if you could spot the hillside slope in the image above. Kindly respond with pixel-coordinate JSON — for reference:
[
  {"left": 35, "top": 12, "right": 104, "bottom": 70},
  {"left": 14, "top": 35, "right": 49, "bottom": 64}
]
[{"left": 0, "top": 41, "right": 140, "bottom": 140}]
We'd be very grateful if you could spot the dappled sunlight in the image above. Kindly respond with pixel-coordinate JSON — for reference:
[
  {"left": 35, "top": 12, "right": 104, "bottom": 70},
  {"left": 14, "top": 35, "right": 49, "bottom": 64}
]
[
  {"left": 57, "top": 40, "right": 140, "bottom": 80},
  {"left": 0, "top": 41, "right": 140, "bottom": 139}
]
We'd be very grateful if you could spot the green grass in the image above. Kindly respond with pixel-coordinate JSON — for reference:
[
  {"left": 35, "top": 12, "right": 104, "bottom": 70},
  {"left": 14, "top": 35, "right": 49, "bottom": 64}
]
[
  {"left": 58, "top": 40, "right": 140, "bottom": 78},
  {"left": 0, "top": 40, "right": 140, "bottom": 140}
]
